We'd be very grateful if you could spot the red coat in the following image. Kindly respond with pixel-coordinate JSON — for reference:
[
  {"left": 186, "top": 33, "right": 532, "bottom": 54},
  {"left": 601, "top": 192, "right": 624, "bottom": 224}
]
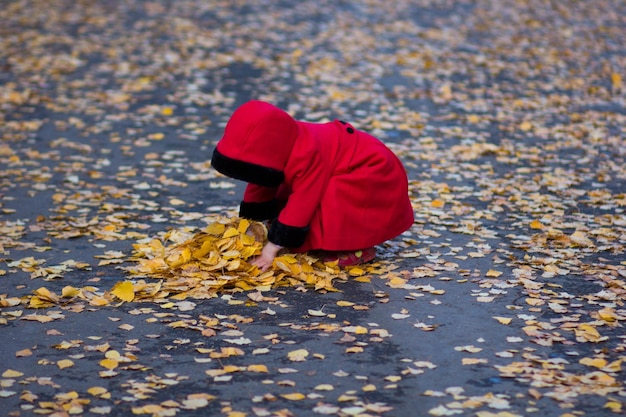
[{"left": 212, "top": 100, "right": 414, "bottom": 252}]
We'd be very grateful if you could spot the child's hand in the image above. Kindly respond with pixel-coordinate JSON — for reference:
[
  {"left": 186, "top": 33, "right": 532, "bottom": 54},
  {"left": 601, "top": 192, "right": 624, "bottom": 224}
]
[{"left": 251, "top": 242, "right": 283, "bottom": 272}]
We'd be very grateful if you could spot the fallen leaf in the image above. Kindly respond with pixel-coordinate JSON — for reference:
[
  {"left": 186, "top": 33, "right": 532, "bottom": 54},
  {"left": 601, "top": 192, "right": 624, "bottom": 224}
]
[
  {"left": 110, "top": 281, "right": 135, "bottom": 302},
  {"left": 287, "top": 349, "right": 309, "bottom": 362},
  {"left": 57, "top": 359, "right": 74, "bottom": 369},
  {"left": 281, "top": 392, "right": 305, "bottom": 401}
]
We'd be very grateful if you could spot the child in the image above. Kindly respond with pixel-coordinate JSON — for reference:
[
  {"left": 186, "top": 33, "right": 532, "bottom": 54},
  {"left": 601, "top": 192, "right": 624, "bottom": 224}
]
[{"left": 211, "top": 100, "right": 414, "bottom": 271}]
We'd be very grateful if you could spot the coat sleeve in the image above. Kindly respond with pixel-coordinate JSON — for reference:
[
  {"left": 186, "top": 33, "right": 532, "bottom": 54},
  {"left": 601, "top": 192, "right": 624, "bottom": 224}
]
[
  {"left": 268, "top": 151, "right": 329, "bottom": 248},
  {"left": 239, "top": 184, "right": 279, "bottom": 221}
]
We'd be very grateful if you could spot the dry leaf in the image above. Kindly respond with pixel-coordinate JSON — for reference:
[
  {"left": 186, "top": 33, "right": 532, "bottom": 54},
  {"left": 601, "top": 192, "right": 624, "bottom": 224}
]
[
  {"left": 57, "top": 359, "right": 74, "bottom": 369},
  {"left": 281, "top": 393, "right": 305, "bottom": 401},
  {"left": 110, "top": 281, "right": 135, "bottom": 302},
  {"left": 287, "top": 349, "right": 309, "bottom": 362}
]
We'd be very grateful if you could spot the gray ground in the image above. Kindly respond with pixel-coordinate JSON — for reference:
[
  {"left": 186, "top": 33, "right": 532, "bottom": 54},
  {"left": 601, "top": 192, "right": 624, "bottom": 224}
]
[{"left": 1, "top": 1, "right": 625, "bottom": 416}]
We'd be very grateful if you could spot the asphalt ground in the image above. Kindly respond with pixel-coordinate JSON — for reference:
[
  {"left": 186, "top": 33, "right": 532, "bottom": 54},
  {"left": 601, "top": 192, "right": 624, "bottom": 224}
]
[{"left": 0, "top": 1, "right": 625, "bottom": 416}]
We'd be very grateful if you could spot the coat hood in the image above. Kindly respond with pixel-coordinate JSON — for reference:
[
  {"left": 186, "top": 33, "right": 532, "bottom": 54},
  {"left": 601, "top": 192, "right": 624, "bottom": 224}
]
[{"left": 211, "top": 100, "right": 299, "bottom": 187}]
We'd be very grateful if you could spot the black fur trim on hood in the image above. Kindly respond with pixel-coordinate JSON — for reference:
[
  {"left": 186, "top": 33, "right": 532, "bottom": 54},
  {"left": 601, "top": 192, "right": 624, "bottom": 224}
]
[{"left": 211, "top": 148, "right": 284, "bottom": 188}]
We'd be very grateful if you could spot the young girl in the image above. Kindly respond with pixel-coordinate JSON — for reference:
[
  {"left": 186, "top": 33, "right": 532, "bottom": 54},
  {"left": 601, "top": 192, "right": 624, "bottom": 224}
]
[{"left": 211, "top": 100, "right": 414, "bottom": 271}]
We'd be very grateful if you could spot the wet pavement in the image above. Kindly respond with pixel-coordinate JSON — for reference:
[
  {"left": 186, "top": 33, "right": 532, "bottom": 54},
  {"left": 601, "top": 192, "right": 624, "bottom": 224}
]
[{"left": 1, "top": 1, "right": 625, "bottom": 416}]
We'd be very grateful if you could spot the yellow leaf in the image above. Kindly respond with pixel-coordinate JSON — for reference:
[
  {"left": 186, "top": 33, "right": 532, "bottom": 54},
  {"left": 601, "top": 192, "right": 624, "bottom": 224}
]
[
  {"left": 88, "top": 387, "right": 109, "bottom": 396},
  {"left": 2, "top": 369, "right": 23, "bottom": 378},
  {"left": 0, "top": 296, "right": 20, "bottom": 307},
  {"left": 205, "top": 369, "right": 226, "bottom": 377},
  {"left": 222, "top": 227, "right": 239, "bottom": 238},
  {"left": 438, "top": 84, "right": 452, "bottom": 100},
  {"left": 222, "top": 250, "right": 241, "bottom": 259},
  {"left": 169, "top": 198, "right": 185, "bottom": 206},
  {"left": 362, "top": 384, "right": 376, "bottom": 392},
  {"left": 149, "top": 132, "right": 165, "bottom": 140},
  {"left": 530, "top": 220, "right": 543, "bottom": 229},
  {"left": 597, "top": 307, "right": 617, "bottom": 323},
  {"left": 211, "top": 347, "right": 244, "bottom": 358},
  {"left": 581, "top": 371, "right": 615, "bottom": 385},
  {"left": 605, "top": 400, "right": 622, "bottom": 413},
  {"left": 485, "top": 269, "right": 502, "bottom": 277},
  {"left": 519, "top": 121, "right": 533, "bottom": 131},
  {"left": 61, "top": 286, "right": 81, "bottom": 298},
  {"left": 222, "top": 365, "right": 242, "bottom": 373},
  {"left": 281, "top": 392, "right": 305, "bottom": 401},
  {"left": 345, "top": 346, "right": 364, "bottom": 353},
  {"left": 611, "top": 72, "right": 622, "bottom": 90},
  {"left": 287, "top": 349, "right": 309, "bottom": 362},
  {"left": 55, "top": 391, "right": 79, "bottom": 401},
  {"left": 20, "top": 391, "right": 38, "bottom": 402},
  {"left": 99, "top": 358, "right": 118, "bottom": 370},
  {"left": 314, "top": 384, "right": 334, "bottom": 391},
  {"left": 247, "top": 364, "right": 269, "bottom": 373},
  {"left": 387, "top": 277, "right": 407, "bottom": 288},
  {"left": 28, "top": 296, "right": 50, "bottom": 308},
  {"left": 57, "top": 359, "right": 74, "bottom": 369},
  {"left": 133, "top": 405, "right": 166, "bottom": 415},
  {"left": 188, "top": 393, "right": 215, "bottom": 401},
  {"left": 105, "top": 350, "right": 121, "bottom": 359},
  {"left": 575, "top": 323, "right": 603, "bottom": 342},
  {"left": 237, "top": 218, "right": 250, "bottom": 233},
  {"left": 528, "top": 388, "right": 542, "bottom": 400},
  {"left": 354, "top": 326, "right": 368, "bottom": 335},
  {"left": 338, "top": 394, "right": 359, "bottom": 402},
  {"left": 604, "top": 359, "right": 622, "bottom": 372},
  {"left": 579, "top": 357, "right": 607, "bottom": 368},
  {"left": 570, "top": 230, "right": 593, "bottom": 246},
  {"left": 493, "top": 316, "right": 512, "bottom": 325},
  {"left": 525, "top": 297, "right": 544, "bottom": 306},
  {"left": 347, "top": 267, "right": 365, "bottom": 277},
  {"left": 161, "top": 107, "right": 174, "bottom": 116},
  {"left": 89, "top": 296, "right": 110, "bottom": 306},
  {"left": 34, "top": 287, "right": 59, "bottom": 302},
  {"left": 111, "top": 281, "right": 135, "bottom": 302},
  {"left": 15, "top": 349, "right": 32, "bottom": 357},
  {"left": 205, "top": 222, "right": 226, "bottom": 236},
  {"left": 165, "top": 248, "right": 192, "bottom": 268},
  {"left": 430, "top": 199, "right": 445, "bottom": 208},
  {"left": 337, "top": 300, "right": 355, "bottom": 307},
  {"left": 136, "top": 258, "right": 167, "bottom": 274},
  {"left": 467, "top": 114, "right": 481, "bottom": 124}
]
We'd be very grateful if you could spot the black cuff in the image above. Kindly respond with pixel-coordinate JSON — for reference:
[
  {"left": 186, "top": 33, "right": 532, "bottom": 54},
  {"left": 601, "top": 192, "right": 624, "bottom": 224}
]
[
  {"left": 239, "top": 200, "right": 279, "bottom": 221},
  {"left": 268, "top": 220, "right": 309, "bottom": 248}
]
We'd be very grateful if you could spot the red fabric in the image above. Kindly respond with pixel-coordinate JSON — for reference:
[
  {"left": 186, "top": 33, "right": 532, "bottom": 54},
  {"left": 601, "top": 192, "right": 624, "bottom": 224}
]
[
  {"left": 216, "top": 101, "right": 299, "bottom": 172},
  {"left": 219, "top": 101, "right": 414, "bottom": 252}
]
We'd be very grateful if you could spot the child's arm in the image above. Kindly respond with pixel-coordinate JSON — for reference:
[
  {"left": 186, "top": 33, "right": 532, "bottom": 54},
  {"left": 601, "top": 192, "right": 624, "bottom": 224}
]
[
  {"left": 251, "top": 241, "right": 283, "bottom": 271},
  {"left": 267, "top": 153, "right": 327, "bottom": 248}
]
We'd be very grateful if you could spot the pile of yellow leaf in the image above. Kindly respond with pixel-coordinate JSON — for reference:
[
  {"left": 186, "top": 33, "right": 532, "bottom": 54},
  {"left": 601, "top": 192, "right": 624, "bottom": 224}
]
[
  {"left": 20, "top": 217, "right": 378, "bottom": 309},
  {"left": 125, "top": 217, "right": 348, "bottom": 299}
]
